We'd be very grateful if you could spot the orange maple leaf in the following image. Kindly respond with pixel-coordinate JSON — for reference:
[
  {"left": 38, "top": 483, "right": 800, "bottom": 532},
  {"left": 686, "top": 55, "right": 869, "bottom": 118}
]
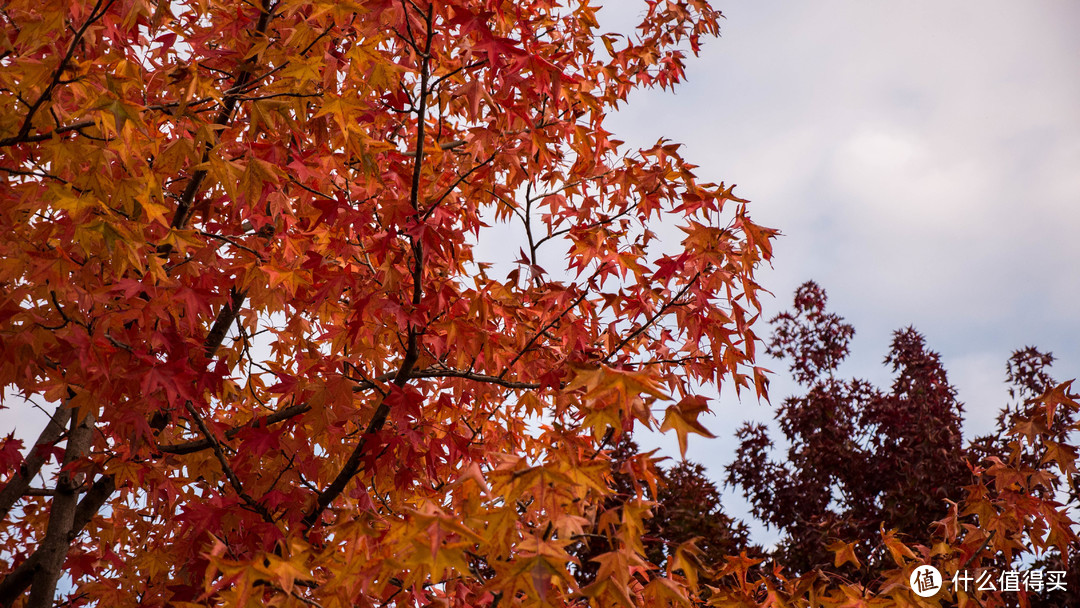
[{"left": 660, "top": 395, "right": 716, "bottom": 457}]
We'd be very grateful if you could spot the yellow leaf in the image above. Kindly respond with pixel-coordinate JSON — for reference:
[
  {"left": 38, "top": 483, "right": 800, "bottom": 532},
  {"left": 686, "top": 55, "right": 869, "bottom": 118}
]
[
  {"left": 280, "top": 54, "right": 322, "bottom": 84},
  {"left": 882, "top": 528, "right": 916, "bottom": 566},
  {"left": 671, "top": 538, "right": 709, "bottom": 591},
  {"left": 644, "top": 577, "right": 692, "bottom": 608},
  {"left": 137, "top": 194, "right": 170, "bottom": 227}
]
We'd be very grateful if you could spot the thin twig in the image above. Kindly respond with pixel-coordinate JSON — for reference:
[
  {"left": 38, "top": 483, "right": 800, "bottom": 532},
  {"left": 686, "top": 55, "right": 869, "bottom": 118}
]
[
  {"left": 182, "top": 402, "right": 275, "bottom": 524},
  {"left": 601, "top": 271, "right": 701, "bottom": 364}
]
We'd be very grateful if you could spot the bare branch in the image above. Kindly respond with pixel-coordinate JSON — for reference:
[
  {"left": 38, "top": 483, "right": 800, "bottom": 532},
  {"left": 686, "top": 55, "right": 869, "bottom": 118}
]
[
  {"left": 0, "top": 119, "right": 96, "bottom": 147},
  {"left": 400, "top": 138, "right": 466, "bottom": 158},
  {"left": 429, "top": 60, "right": 487, "bottom": 90},
  {"left": 200, "top": 231, "right": 266, "bottom": 262},
  {"left": 534, "top": 197, "right": 638, "bottom": 250}
]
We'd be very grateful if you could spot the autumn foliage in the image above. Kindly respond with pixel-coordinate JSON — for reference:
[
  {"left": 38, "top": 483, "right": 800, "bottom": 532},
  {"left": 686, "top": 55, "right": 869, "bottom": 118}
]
[
  {"left": 0, "top": 1, "right": 776, "bottom": 607},
  {"left": 1, "top": 1, "right": 1077, "bottom": 608},
  {"left": 720, "top": 282, "right": 1080, "bottom": 607}
]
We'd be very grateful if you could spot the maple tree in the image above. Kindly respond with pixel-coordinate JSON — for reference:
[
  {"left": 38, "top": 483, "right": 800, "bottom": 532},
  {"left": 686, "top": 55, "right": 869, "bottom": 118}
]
[{"left": 0, "top": 1, "right": 778, "bottom": 607}]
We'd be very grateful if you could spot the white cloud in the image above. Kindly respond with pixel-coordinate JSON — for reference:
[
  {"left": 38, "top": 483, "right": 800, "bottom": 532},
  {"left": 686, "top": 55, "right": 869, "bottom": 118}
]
[{"left": 601, "top": 0, "right": 1080, "bottom": 531}]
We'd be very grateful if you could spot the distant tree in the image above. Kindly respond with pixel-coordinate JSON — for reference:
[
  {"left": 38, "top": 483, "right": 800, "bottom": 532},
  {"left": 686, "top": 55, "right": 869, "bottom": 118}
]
[
  {"left": 727, "top": 281, "right": 970, "bottom": 576},
  {"left": 650, "top": 460, "right": 754, "bottom": 573},
  {"left": 572, "top": 437, "right": 754, "bottom": 589}
]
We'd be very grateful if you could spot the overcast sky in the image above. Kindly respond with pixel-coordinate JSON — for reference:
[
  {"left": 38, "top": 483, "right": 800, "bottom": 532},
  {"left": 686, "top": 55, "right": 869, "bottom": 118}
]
[{"left": 598, "top": 0, "right": 1080, "bottom": 540}]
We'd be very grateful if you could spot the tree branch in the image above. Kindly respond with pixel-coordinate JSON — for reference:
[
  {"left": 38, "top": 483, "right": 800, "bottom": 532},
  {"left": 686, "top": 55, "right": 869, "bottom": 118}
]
[
  {"left": 0, "top": 8, "right": 275, "bottom": 597},
  {"left": 158, "top": 401, "right": 313, "bottom": 455},
  {"left": 601, "top": 271, "right": 701, "bottom": 364},
  {"left": 533, "top": 196, "right": 637, "bottom": 250},
  {"left": 422, "top": 148, "right": 498, "bottom": 221},
  {"left": 0, "top": 119, "right": 97, "bottom": 147},
  {"left": 411, "top": 367, "right": 541, "bottom": 390},
  {"left": 302, "top": 4, "right": 435, "bottom": 531},
  {"left": 156, "top": 362, "right": 547, "bottom": 459},
  {"left": 203, "top": 287, "right": 247, "bottom": 361},
  {"left": 499, "top": 273, "right": 601, "bottom": 379},
  {"left": 182, "top": 402, "right": 275, "bottom": 523},
  {"left": 200, "top": 231, "right": 266, "bottom": 262},
  {"left": 165, "top": 0, "right": 276, "bottom": 233},
  {"left": 0, "top": 0, "right": 116, "bottom": 148},
  {"left": 428, "top": 60, "right": 486, "bottom": 90},
  {"left": 0, "top": 404, "right": 72, "bottom": 521},
  {"left": 0, "top": 475, "right": 113, "bottom": 608},
  {"left": 26, "top": 412, "right": 95, "bottom": 608}
]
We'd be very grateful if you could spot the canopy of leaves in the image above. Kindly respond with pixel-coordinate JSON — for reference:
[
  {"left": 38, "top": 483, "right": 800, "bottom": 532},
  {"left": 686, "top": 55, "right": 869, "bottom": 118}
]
[{"left": 0, "top": 1, "right": 776, "bottom": 607}]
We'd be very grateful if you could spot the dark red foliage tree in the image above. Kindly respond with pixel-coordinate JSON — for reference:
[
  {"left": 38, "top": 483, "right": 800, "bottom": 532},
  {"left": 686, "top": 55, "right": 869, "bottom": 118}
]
[
  {"left": 648, "top": 461, "right": 755, "bottom": 575},
  {"left": 572, "top": 438, "right": 753, "bottom": 588},
  {"left": 727, "top": 281, "right": 970, "bottom": 576}
]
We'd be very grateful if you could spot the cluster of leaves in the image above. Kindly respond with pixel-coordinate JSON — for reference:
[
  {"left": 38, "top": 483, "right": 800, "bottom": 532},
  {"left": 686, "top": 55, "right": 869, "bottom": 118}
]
[
  {"left": 571, "top": 437, "right": 755, "bottom": 591},
  {"left": 969, "top": 347, "right": 1080, "bottom": 607},
  {"left": 0, "top": 1, "right": 777, "bottom": 607}
]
